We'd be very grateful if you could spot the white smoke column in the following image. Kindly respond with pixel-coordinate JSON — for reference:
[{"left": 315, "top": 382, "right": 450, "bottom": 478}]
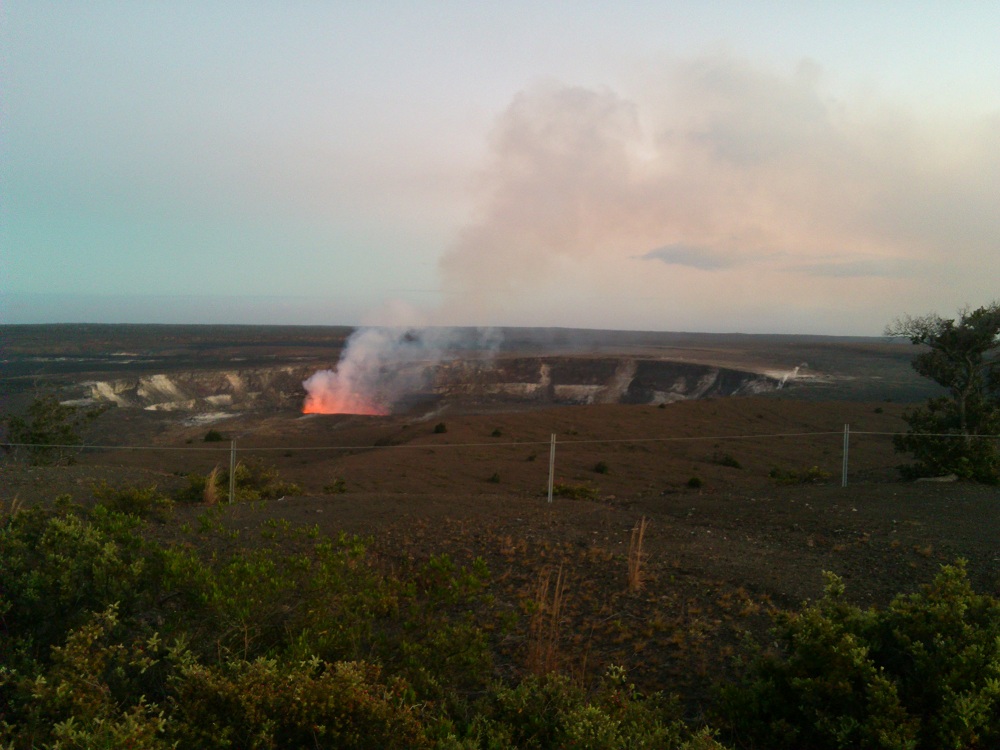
[{"left": 303, "top": 325, "right": 501, "bottom": 415}]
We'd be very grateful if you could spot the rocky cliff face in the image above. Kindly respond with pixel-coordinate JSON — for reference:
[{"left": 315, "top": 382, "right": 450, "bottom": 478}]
[
  {"left": 433, "top": 357, "right": 778, "bottom": 406},
  {"left": 70, "top": 357, "right": 778, "bottom": 413},
  {"left": 72, "top": 366, "right": 313, "bottom": 412}
]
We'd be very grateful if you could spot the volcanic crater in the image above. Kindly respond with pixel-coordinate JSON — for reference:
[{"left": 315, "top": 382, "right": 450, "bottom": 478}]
[{"left": 3, "top": 323, "right": 994, "bottom": 714}]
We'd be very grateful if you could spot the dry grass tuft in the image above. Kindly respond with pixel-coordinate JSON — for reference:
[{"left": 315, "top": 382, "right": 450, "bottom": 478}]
[
  {"left": 627, "top": 517, "right": 649, "bottom": 592},
  {"left": 1, "top": 496, "right": 24, "bottom": 525},
  {"left": 203, "top": 466, "right": 221, "bottom": 505},
  {"left": 526, "top": 564, "right": 566, "bottom": 675}
]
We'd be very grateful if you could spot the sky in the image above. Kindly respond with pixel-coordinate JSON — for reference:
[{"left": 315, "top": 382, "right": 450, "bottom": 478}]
[{"left": 3, "top": 2, "right": 999, "bottom": 335}]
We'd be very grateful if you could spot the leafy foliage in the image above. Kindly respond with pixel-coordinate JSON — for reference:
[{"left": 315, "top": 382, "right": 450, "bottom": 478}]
[
  {"left": 711, "top": 452, "right": 742, "bottom": 469},
  {"left": 0, "top": 500, "right": 158, "bottom": 659},
  {"left": 168, "top": 657, "right": 433, "bottom": 749},
  {"left": 91, "top": 481, "right": 175, "bottom": 520},
  {"left": 2, "top": 394, "right": 107, "bottom": 465},
  {"left": 768, "top": 465, "right": 832, "bottom": 485},
  {"left": 719, "top": 563, "right": 1000, "bottom": 749},
  {"left": 886, "top": 302, "right": 1000, "bottom": 482},
  {"left": 176, "top": 458, "right": 302, "bottom": 503},
  {"left": 551, "top": 482, "right": 601, "bottom": 500},
  {"left": 470, "top": 668, "right": 725, "bottom": 749},
  {"left": 13, "top": 485, "right": 1000, "bottom": 748},
  {"left": 0, "top": 490, "right": 727, "bottom": 749}
]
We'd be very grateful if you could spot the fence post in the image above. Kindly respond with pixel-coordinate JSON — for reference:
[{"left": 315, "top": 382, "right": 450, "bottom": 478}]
[
  {"left": 229, "top": 440, "right": 236, "bottom": 503},
  {"left": 547, "top": 433, "right": 556, "bottom": 503},
  {"left": 841, "top": 424, "right": 850, "bottom": 487}
]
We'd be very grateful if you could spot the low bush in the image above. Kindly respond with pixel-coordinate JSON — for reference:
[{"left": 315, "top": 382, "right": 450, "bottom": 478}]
[
  {"left": 91, "top": 481, "right": 174, "bottom": 520},
  {"left": 11, "top": 486, "right": 1000, "bottom": 749},
  {"left": 551, "top": 482, "right": 600, "bottom": 500},
  {"left": 324, "top": 477, "right": 348, "bottom": 494},
  {"left": 471, "top": 668, "right": 725, "bottom": 749},
  {"left": 175, "top": 459, "right": 301, "bottom": 503},
  {"left": 169, "top": 657, "right": 433, "bottom": 749},
  {"left": 769, "top": 465, "right": 831, "bottom": 485},
  {"left": 718, "top": 562, "right": 1000, "bottom": 750},
  {"left": 711, "top": 452, "right": 742, "bottom": 469},
  {"left": 0, "top": 498, "right": 502, "bottom": 748},
  {"left": 2, "top": 394, "right": 107, "bottom": 465}
]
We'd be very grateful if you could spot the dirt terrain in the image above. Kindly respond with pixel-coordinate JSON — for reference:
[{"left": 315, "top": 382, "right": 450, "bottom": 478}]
[{"left": 2, "top": 325, "right": 996, "bottom": 710}]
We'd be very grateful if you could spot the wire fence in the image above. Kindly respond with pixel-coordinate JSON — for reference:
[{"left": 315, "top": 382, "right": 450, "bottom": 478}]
[{"left": 5, "top": 427, "right": 997, "bottom": 503}]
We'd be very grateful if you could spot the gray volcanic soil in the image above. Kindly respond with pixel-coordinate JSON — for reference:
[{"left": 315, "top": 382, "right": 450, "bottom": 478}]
[{"left": 2, "top": 324, "right": 987, "bottom": 710}]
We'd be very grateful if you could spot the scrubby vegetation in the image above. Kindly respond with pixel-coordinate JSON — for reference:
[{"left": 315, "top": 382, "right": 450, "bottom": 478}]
[
  {"left": 177, "top": 458, "right": 302, "bottom": 503},
  {"left": 710, "top": 452, "right": 742, "bottom": 470},
  {"left": 887, "top": 302, "right": 1000, "bottom": 483},
  {"left": 5, "top": 483, "right": 1000, "bottom": 748},
  {"left": 768, "top": 465, "right": 832, "bottom": 485},
  {"left": 550, "top": 481, "right": 601, "bottom": 500},
  {"left": 720, "top": 562, "right": 1000, "bottom": 749},
  {"left": 1, "top": 394, "right": 106, "bottom": 465},
  {"left": 0, "top": 492, "right": 720, "bottom": 749}
]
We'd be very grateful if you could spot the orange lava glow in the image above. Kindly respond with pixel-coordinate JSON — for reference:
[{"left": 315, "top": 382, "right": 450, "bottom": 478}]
[{"left": 302, "top": 392, "right": 388, "bottom": 416}]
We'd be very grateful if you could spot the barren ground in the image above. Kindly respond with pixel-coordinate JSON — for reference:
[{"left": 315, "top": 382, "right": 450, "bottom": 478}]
[
  {"left": 2, "top": 325, "right": 996, "bottom": 712},
  {"left": 5, "top": 397, "right": 999, "bottom": 712}
]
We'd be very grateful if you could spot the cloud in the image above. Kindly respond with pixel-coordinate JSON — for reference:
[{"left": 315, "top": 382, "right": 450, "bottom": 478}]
[
  {"left": 640, "top": 244, "right": 736, "bottom": 270},
  {"left": 437, "top": 54, "right": 1000, "bottom": 333},
  {"left": 791, "top": 258, "right": 916, "bottom": 279}
]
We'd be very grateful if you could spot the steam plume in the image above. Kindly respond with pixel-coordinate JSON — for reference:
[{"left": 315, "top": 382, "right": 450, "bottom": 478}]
[
  {"left": 303, "top": 325, "right": 500, "bottom": 415},
  {"left": 438, "top": 57, "right": 1000, "bottom": 332}
]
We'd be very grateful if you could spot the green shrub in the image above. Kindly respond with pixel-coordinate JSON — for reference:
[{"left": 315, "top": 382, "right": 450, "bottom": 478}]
[
  {"left": 0, "top": 503, "right": 159, "bottom": 657},
  {"left": 769, "top": 465, "right": 831, "bottom": 485},
  {"left": 324, "top": 477, "right": 348, "bottom": 494},
  {"left": 176, "top": 459, "right": 301, "bottom": 503},
  {"left": 593, "top": 460, "right": 610, "bottom": 474},
  {"left": 91, "top": 481, "right": 174, "bottom": 520},
  {"left": 686, "top": 476, "right": 703, "bottom": 489},
  {"left": 894, "top": 397, "right": 1000, "bottom": 482},
  {"left": 168, "top": 656, "right": 433, "bottom": 749},
  {"left": 551, "top": 482, "right": 600, "bottom": 500},
  {"left": 433, "top": 422, "right": 447, "bottom": 434},
  {"left": 718, "top": 562, "right": 1000, "bottom": 750},
  {"left": 711, "top": 453, "right": 742, "bottom": 469},
  {"left": 203, "top": 429, "right": 226, "bottom": 442},
  {"left": 3, "top": 605, "right": 173, "bottom": 749},
  {"left": 2, "top": 394, "right": 107, "bottom": 465},
  {"left": 886, "top": 303, "right": 1000, "bottom": 484},
  {"left": 488, "top": 472, "right": 501, "bottom": 484},
  {"left": 471, "top": 668, "right": 723, "bottom": 749},
  {"left": 175, "top": 472, "right": 210, "bottom": 504},
  {"left": 491, "top": 428, "right": 503, "bottom": 437}
]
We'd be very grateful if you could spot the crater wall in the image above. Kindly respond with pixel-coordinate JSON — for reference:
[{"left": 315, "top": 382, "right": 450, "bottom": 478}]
[{"left": 67, "top": 356, "right": 780, "bottom": 413}]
